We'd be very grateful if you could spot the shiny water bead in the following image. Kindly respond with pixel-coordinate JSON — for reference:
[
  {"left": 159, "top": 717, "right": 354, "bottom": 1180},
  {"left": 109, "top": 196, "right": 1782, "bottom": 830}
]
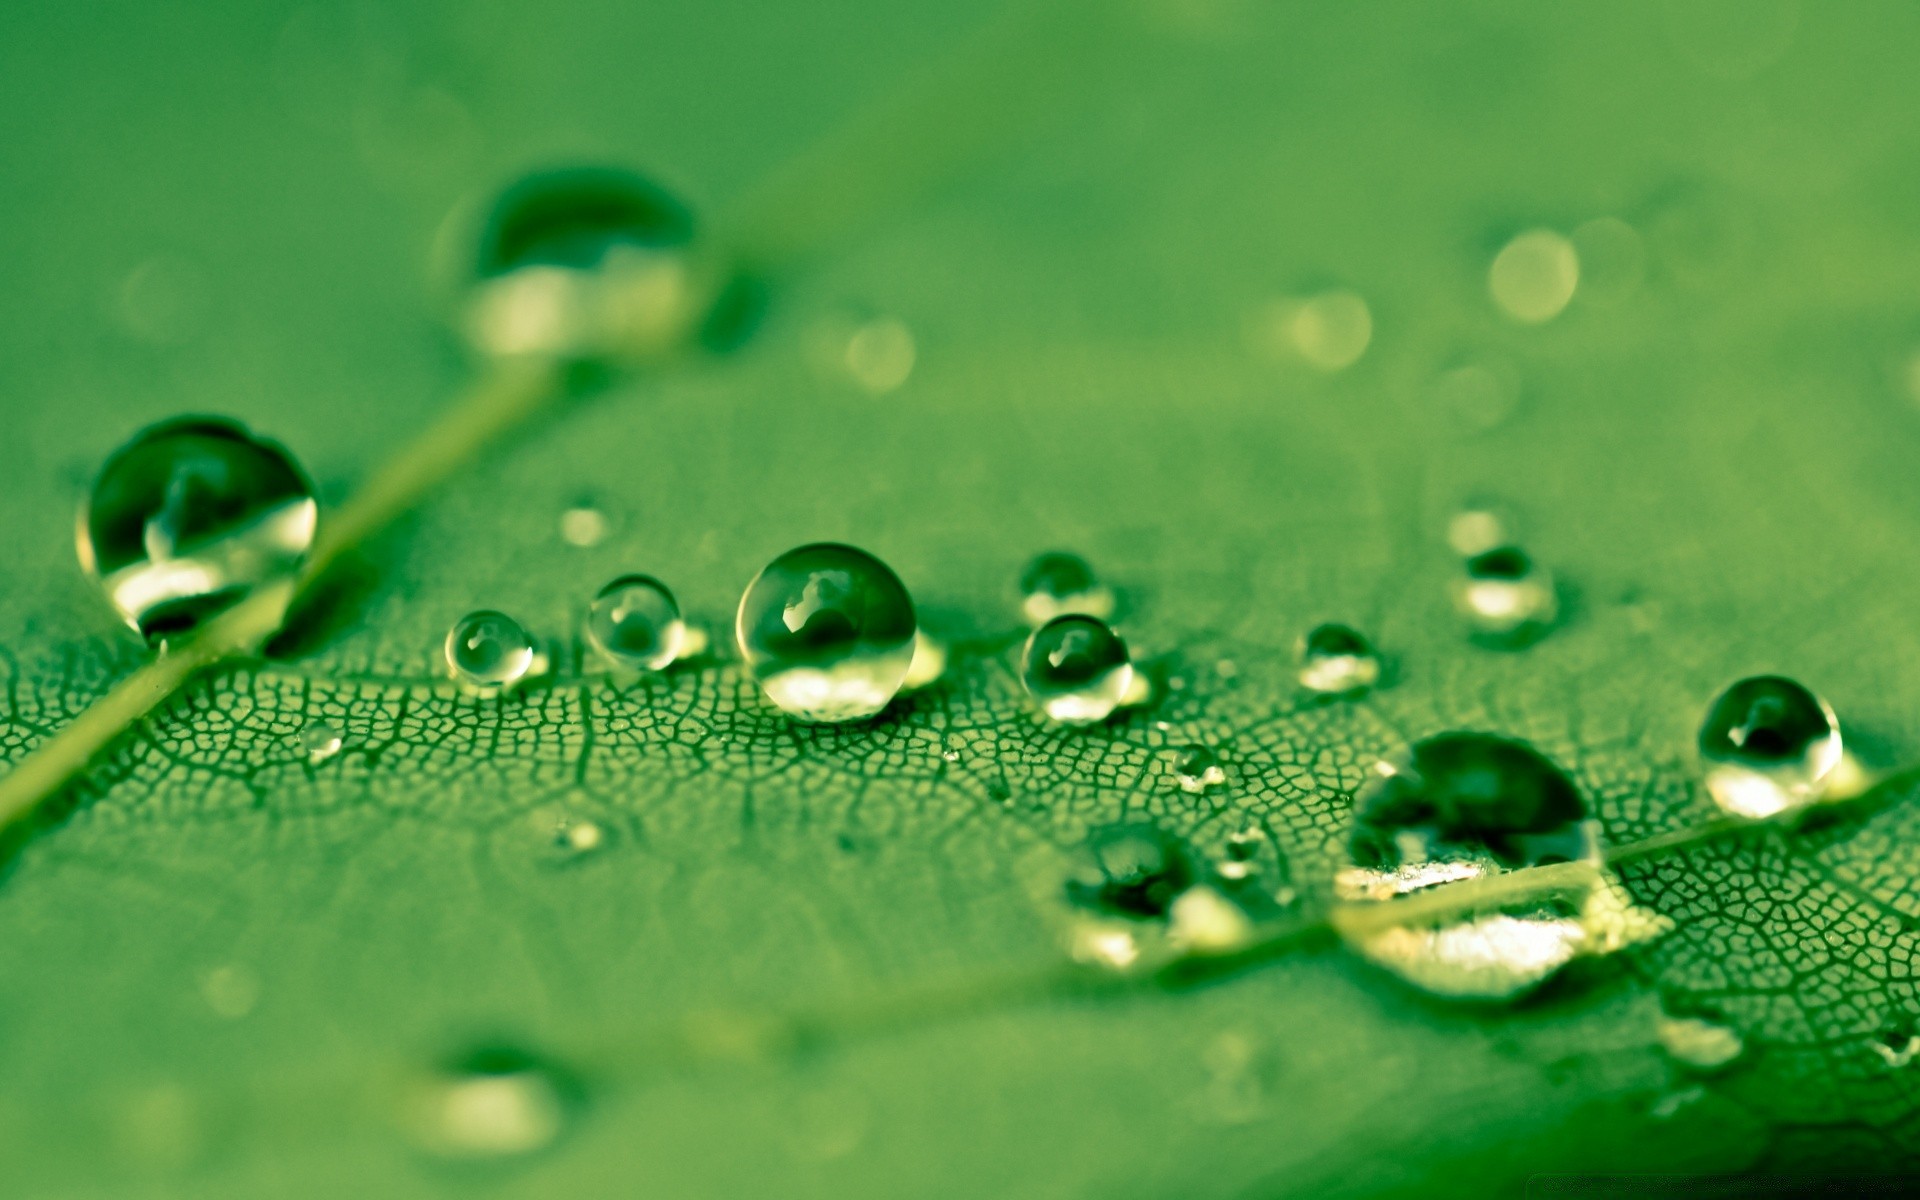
[
  {"left": 465, "top": 168, "right": 699, "bottom": 361},
  {"left": 585, "top": 574, "right": 685, "bottom": 672},
  {"left": 404, "top": 1045, "right": 580, "bottom": 1161},
  {"left": 1065, "top": 824, "right": 1199, "bottom": 920},
  {"left": 1018, "top": 551, "right": 1115, "bottom": 626},
  {"left": 302, "top": 721, "right": 343, "bottom": 764},
  {"left": 445, "top": 610, "right": 537, "bottom": 691},
  {"left": 1697, "top": 675, "right": 1843, "bottom": 819},
  {"left": 1062, "top": 824, "right": 1254, "bottom": 967},
  {"left": 1020, "top": 615, "right": 1134, "bottom": 726},
  {"left": 1296, "top": 622, "right": 1382, "bottom": 695},
  {"left": 1453, "top": 545, "right": 1558, "bottom": 644},
  {"left": 736, "top": 543, "right": 917, "bottom": 723},
  {"left": 1335, "top": 732, "right": 1666, "bottom": 1001},
  {"left": 79, "top": 417, "right": 318, "bottom": 640},
  {"left": 1172, "top": 744, "right": 1226, "bottom": 794}
]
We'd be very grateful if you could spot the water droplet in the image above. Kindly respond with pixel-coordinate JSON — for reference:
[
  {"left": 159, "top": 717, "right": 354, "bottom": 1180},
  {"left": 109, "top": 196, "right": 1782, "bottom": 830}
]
[
  {"left": 405, "top": 1045, "right": 579, "bottom": 1161},
  {"left": 531, "top": 806, "right": 608, "bottom": 864},
  {"left": 558, "top": 503, "right": 611, "bottom": 547},
  {"left": 1447, "top": 503, "right": 1516, "bottom": 557},
  {"left": 1021, "top": 615, "right": 1134, "bottom": 726},
  {"left": 585, "top": 574, "right": 685, "bottom": 672},
  {"left": 302, "top": 721, "right": 343, "bottom": 764},
  {"left": 1172, "top": 744, "right": 1226, "bottom": 794},
  {"left": 844, "top": 316, "right": 917, "bottom": 393},
  {"left": 1697, "top": 675, "right": 1842, "bottom": 819},
  {"left": 198, "top": 964, "right": 260, "bottom": 1020},
  {"left": 1018, "top": 551, "right": 1115, "bottom": 625},
  {"left": 465, "top": 168, "right": 699, "bottom": 360},
  {"left": 445, "top": 610, "right": 538, "bottom": 692},
  {"left": 1255, "top": 291, "right": 1372, "bottom": 371},
  {"left": 1217, "top": 828, "right": 1262, "bottom": 881},
  {"left": 940, "top": 748, "right": 961, "bottom": 763},
  {"left": 736, "top": 543, "right": 917, "bottom": 723},
  {"left": 902, "top": 629, "right": 948, "bottom": 691},
  {"left": 1453, "top": 545, "right": 1558, "bottom": 645},
  {"left": 79, "top": 417, "right": 318, "bottom": 640},
  {"left": 1489, "top": 229, "right": 1579, "bottom": 324},
  {"left": 1062, "top": 824, "right": 1253, "bottom": 967},
  {"left": 1333, "top": 733, "right": 1669, "bottom": 1000},
  {"left": 1657, "top": 1014, "right": 1745, "bottom": 1073},
  {"left": 1297, "top": 622, "right": 1381, "bottom": 696},
  {"left": 1872, "top": 1028, "right": 1920, "bottom": 1069}
]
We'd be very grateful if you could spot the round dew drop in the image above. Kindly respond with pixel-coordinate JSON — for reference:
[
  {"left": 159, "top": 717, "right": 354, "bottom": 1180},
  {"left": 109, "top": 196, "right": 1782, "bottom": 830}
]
[
  {"left": 1697, "top": 675, "right": 1843, "bottom": 820},
  {"left": 1297, "top": 622, "right": 1382, "bottom": 695},
  {"left": 404, "top": 1045, "right": 580, "bottom": 1162},
  {"left": 1453, "top": 545, "right": 1558, "bottom": 644},
  {"left": 79, "top": 417, "right": 318, "bottom": 641},
  {"left": 585, "top": 574, "right": 685, "bottom": 672},
  {"left": 736, "top": 543, "right": 917, "bottom": 723},
  {"left": 302, "top": 721, "right": 343, "bottom": 764},
  {"left": 1018, "top": 551, "right": 1115, "bottom": 626},
  {"left": 1172, "top": 744, "right": 1226, "bottom": 794},
  {"left": 1020, "top": 615, "right": 1134, "bottom": 726},
  {"left": 446, "top": 610, "right": 538, "bottom": 691}
]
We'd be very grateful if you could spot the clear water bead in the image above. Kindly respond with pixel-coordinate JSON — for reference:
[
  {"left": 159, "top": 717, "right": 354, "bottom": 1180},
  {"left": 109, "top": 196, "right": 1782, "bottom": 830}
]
[
  {"left": 736, "top": 543, "right": 917, "bottom": 723},
  {"left": 1297, "top": 623, "right": 1382, "bottom": 695},
  {"left": 1335, "top": 732, "right": 1667, "bottom": 1001},
  {"left": 465, "top": 168, "right": 699, "bottom": 361},
  {"left": 302, "top": 721, "right": 343, "bottom": 764},
  {"left": 445, "top": 610, "right": 537, "bottom": 691},
  {"left": 1453, "top": 545, "right": 1558, "bottom": 644},
  {"left": 1172, "top": 745, "right": 1226, "bottom": 794},
  {"left": 1020, "top": 615, "right": 1134, "bottom": 726},
  {"left": 1697, "top": 675, "right": 1843, "bottom": 819},
  {"left": 1018, "top": 551, "right": 1115, "bottom": 626},
  {"left": 79, "top": 417, "right": 318, "bottom": 640},
  {"left": 585, "top": 574, "right": 685, "bottom": 672}
]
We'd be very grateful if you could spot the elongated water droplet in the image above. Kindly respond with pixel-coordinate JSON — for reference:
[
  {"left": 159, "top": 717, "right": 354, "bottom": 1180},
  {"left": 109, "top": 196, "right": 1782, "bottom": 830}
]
[
  {"left": 465, "top": 168, "right": 699, "bottom": 361},
  {"left": 736, "top": 543, "right": 916, "bottom": 723},
  {"left": 79, "top": 417, "right": 318, "bottom": 640},
  {"left": 585, "top": 574, "right": 685, "bottom": 672},
  {"left": 1018, "top": 551, "right": 1115, "bottom": 626},
  {"left": 405, "top": 1045, "right": 580, "bottom": 1161},
  {"left": 1657, "top": 1014, "right": 1745, "bottom": 1073},
  {"left": 1172, "top": 744, "right": 1226, "bottom": 794},
  {"left": 1297, "top": 623, "right": 1381, "bottom": 695},
  {"left": 1334, "top": 733, "right": 1668, "bottom": 1000},
  {"left": 1698, "top": 675, "right": 1843, "bottom": 819},
  {"left": 302, "top": 721, "right": 343, "bottom": 764},
  {"left": 1453, "top": 545, "right": 1558, "bottom": 644},
  {"left": 1021, "top": 615, "right": 1134, "bottom": 726},
  {"left": 445, "top": 610, "right": 537, "bottom": 691}
]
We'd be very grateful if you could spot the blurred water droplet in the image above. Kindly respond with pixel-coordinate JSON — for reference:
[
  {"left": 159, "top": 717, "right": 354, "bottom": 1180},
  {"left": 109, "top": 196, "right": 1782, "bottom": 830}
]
[
  {"left": 558, "top": 503, "right": 611, "bottom": 547},
  {"left": 1489, "top": 229, "right": 1579, "bottom": 324},
  {"left": 1062, "top": 824, "right": 1254, "bottom": 968},
  {"left": 1021, "top": 615, "right": 1134, "bottom": 726},
  {"left": 1334, "top": 733, "right": 1668, "bottom": 1000},
  {"left": 405, "top": 1045, "right": 579, "bottom": 1161},
  {"left": 1172, "top": 744, "right": 1226, "bottom": 794},
  {"left": 531, "top": 805, "right": 608, "bottom": 864},
  {"left": 1430, "top": 360, "right": 1522, "bottom": 432},
  {"left": 902, "top": 629, "right": 948, "bottom": 691},
  {"left": 1698, "top": 675, "right": 1842, "bottom": 819},
  {"left": 1297, "top": 622, "right": 1381, "bottom": 696},
  {"left": 1256, "top": 291, "right": 1373, "bottom": 371},
  {"left": 941, "top": 747, "right": 961, "bottom": 763},
  {"left": 1453, "top": 545, "right": 1558, "bottom": 645},
  {"left": 1571, "top": 217, "right": 1646, "bottom": 307},
  {"left": 198, "top": 964, "right": 260, "bottom": 1020},
  {"left": 1872, "top": 1029, "right": 1920, "bottom": 1069},
  {"left": 80, "top": 417, "right": 318, "bottom": 640},
  {"left": 736, "top": 543, "right": 916, "bottom": 723},
  {"left": 114, "top": 255, "right": 209, "bottom": 346},
  {"left": 844, "top": 316, "right": 917, "bottom": 393},
  {"left": 1018, "top": 551, "right": 1115, "bottom": 626},
  {"left": 1657, "top": 1014, "right": 1745, "bottom": 1072},
  {"left": 1217, "top": 828, "right": 1262, "bottom": 882},
  {"left": 445, "top": 610, "right": 538, "bottom": 692},
  {"left": 302, "top": 721, "right": 343, "bottom": 764},
  {"left": 586, "top": 574, "right": 685, "bottom": 672},
  {"left": 1447, "top": 504, "right": 1515, "bottom": 558}
]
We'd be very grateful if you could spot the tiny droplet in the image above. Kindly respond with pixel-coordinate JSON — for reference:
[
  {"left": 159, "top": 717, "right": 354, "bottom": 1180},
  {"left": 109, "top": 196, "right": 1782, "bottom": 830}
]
[
  {"left": 1172, "top": 744, "right": 1226, "bottom": 794},
  {"left": 302, "top": 721, "right": 343, "bottom": 764}
]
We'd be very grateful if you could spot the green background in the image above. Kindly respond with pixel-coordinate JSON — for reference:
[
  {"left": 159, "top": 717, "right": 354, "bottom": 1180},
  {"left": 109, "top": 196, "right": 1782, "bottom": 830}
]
[{"left": 4, "top": 0, "right": 1920, "bottom": 1194}]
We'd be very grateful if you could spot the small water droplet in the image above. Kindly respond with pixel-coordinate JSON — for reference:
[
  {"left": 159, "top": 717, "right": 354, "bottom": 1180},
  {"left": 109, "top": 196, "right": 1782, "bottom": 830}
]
[
  {"left": 585, "top": 574, "right": 685, "bottom": 672},
  {"left": 531, "top": 806, "right": 608, "bottom": 863},
  {"left": 1297, "top": 623, "right": 1382, "bottom": 695},
  {"left": 198, "top": 964, "right": 260, "bottom": 1020},
  {"left": 902, "top": 628, "right": 948, "bottom": 691},
  {"left": 1698, "top": 675, "right": 1843, "bottom": 819},
  {"left": 558, "top": 503, "right": 611, "bottom": 547},
  {"left": 1453, "top": 545, "right": 1558, "bottom": 644},
  {"left": 1334, "top": 733, "right": 1669, "bottom": 1000},
  {"left": 1018, "top": 551, "right": 1115, "bottom": 626},
  {"left": 1490, "top": 229, "right": 1579, "bottom": 324},
  {"left": 1871, "top": 1028, "right": 1920, "bottom": 1069},
  {"left": 302, "top": 721, "right": 343, "bottom": 764},
  {"left": 1217, "top": 828, "right": 1262, "bottom": 881},
  {"left": 465, "top": 168, "right": 699, "bottom": 361},
  {"left": 445, "top": 610, "right": 538, "bottom": 691},
  {"left": 405, "top": 1045, "right": 579, "bottom": 1161},
  {"left": 1447, "top": 504, "right": 1516, "bottom": 557},
  {"left": 79, "top": 417, "right": 318, "bottom": 640},
  {"left": 1020, "top": 615, "right": 1134, "bottom": 726},
  {"left": 1657, "top": 1014, "right": 1745, "bottom": 1073},
  {"left": 941, "top": 747, "right": 961, "bottom": 763},
  {"left": 736, "top": 543, "right": 917, "bottom": 723},
  {"left": 1254, "top": 290, "right": 1372, "bottom": 371},
  {"left": 1172, "top": 744, "right": 1226, "bottom": 794},
  {"left": 844, "top": 316, "right": 917, "bottom": 394}
]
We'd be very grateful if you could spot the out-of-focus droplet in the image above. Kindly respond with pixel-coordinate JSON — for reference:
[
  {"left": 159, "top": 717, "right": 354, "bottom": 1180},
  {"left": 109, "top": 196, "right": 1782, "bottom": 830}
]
[
  {"left": 405, "top": 1045, "right": 579, "bottom": 1161},
  {"left": 736, "top": 543, "right": 917, "bottom": 723},
  {"left": 302, "top": 721, "right": 343, "bottom": 764},
  {"left": 445, "top": 610, "right": 538, "bottom": 692},
  {"left": 1261, "top": 291, "right": 1373, "bottom": 372},
  {"left": 1297, "top": 622, "right": 1382, "bottom": 696},
  {"left": 1453, "top": 545, "right": 1559, "bottom": 645},
  {"left": 464, "top": 168, "right": 699, "bottom": 361},
  {"left": 844, "top": 316, "right": 916, "bottom": 393},
  {"left": 1172, "top": 744, "right": 1226, "bottom": 794},
  {"left": 586, "top": 574, "right": 686, "bottom": 672},
  {"left": 1447, "top": 504, "right": 1515, "bottom": 558},
  {"left": 1334, "top": 733, "right": 1669, "bottom": 1000},
  {"left": 1018, "top": 551, "right": 1115, "bottom": 626},
  {"left": 1431, "top": 360, "right": 1522, "bottom": 432},
  {"left": 530, "top": 805, "right": 608, "bottom": 865},
  {"left": 1020, "top": 615, "right": 1134, "bottom": 726},
  {"left": 1490, "top": 229, "right": 1579, "bottom": 324},
  {"left": 1871, "top": 1029, "right": 1920, "bottom": 1069},
  {"left": 558, "top": 503, "right": 611, "bottom": 547},
  {"left": 1697, "top": 675, "right": 1842, "bottom": 819},
  {"left": 198, "top": 964, "right": 260, "bottom": 1020},
  {"left": 1061, "top": 823, "right": 1254, "bottom": 968},
  {"left": 1658, "top": 1014, "right": 1745, "bottom": 1073},
  {"left": 902, "top": 629, "right": 948, "bottom": 691},
  {"left": 1572, "top": 217, "right": 1646, "bottom": 307},
  {"left": 80, "top": 417, "right": 318, "bottom": 641},
  {"left": 115, "top": 255, "right": 209, "bottom": 346}
]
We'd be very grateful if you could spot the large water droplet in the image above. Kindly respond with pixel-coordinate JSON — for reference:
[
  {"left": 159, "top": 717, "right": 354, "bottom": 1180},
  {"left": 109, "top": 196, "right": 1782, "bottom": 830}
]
[
  {"left": 1697, "top": 675, "right": 1843, "bottom": 819},
  {"left": 79, "top": 417, "right": 318, "bottom": 640},
  {"left": 1334, "top": 732, "right": 1668, "bottom": 1000},
  {"left": 1018, "top": 551, "right": 1115, "bottom": 626},
  {"left": 585, "top": 574, "right": 685, "bottom": 672},
  {"left": 1020, "top": 615, "right": 1134, "bottom": 726},
  {"left": 736, "top": 543, "right": 916, "bottom": 723},
  {"left": 445, "top": 610, "right": 538, "bottom": 692},
  {"left": 405, "top": 1045, "right": 579, "bottom": 1161},
  {"left": 1172, "top": 744, "right": 1227, "bottom": 794},
  {"left": 1453, "top": 545, "right": 1558, "bottom": 645},
  {"left": 465, "top": 168, "right": 699, "bottom": 361},
  {"left": 1297, "top": 622, "right": 1382, "bottom": 695}
]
